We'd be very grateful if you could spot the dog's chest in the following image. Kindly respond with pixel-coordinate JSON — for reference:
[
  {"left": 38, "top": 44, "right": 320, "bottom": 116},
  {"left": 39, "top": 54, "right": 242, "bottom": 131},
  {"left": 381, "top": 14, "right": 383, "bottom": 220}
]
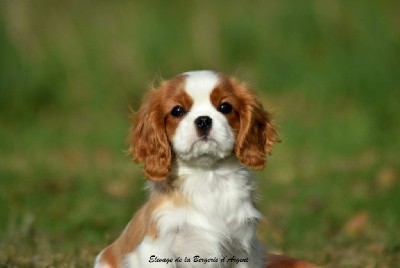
[
  {"left": 177, "top": 168, "right": 260, "bottom": 237},
  {"left": 154, "top": 168, "right": 259, "bottom": 259}
]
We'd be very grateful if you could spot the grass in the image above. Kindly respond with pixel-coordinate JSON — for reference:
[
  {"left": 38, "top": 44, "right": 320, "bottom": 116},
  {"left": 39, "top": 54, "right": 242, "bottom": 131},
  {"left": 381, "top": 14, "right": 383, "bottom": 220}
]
[{"left": 0, "top": 1, "right": 399, "bottom": 267}]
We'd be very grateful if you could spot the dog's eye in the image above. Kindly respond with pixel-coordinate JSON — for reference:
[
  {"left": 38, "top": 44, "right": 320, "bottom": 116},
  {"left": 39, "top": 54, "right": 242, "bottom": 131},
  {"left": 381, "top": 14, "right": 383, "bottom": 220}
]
[
  {"left": 171, "top": 105, "right": 186, "bottom": 117},
  {"left": 218, "top": 102, "right": 232, "bottom": 114}
]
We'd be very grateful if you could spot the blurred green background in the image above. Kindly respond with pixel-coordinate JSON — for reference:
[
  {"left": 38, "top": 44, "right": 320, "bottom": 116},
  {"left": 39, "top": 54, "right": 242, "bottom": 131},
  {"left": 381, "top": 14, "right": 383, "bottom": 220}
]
[{"left": 0, "top": 1, "right": 399, "bottom": 267}]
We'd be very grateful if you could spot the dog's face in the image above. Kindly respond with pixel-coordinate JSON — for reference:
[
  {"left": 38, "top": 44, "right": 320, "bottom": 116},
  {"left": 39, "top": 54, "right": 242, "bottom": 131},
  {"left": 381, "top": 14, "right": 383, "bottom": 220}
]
[
  {"left": 130, "top": 71, "right": 278, "bottom": 181},
  {"left": 171, "top": 72, "right": 237, "bottom": 166}
]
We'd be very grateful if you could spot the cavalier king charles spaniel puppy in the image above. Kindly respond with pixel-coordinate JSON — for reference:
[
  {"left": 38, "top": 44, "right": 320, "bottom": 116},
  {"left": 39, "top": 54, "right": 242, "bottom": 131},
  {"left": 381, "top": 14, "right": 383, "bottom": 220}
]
[{"left": 95, "top": 71, "right": 317, "bottom": 268}]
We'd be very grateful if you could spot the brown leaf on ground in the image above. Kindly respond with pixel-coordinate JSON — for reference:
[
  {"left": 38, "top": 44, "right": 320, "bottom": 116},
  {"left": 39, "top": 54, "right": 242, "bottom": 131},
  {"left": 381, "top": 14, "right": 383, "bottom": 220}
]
[
  {"left": 377, "top": 166, "right": 397, "bottom": 189},
  {"left": 102, "top": 179, "right": 131, "bottom": 198},
  {"left": 344, "top": 211, "right": 369, "bottom": 236}
]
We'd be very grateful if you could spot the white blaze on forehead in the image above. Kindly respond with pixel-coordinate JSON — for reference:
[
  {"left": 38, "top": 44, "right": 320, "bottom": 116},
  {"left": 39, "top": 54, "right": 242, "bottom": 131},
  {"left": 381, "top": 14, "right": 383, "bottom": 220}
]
[{"left": 183, "top": 71, "right": 220, "bottom": 104}]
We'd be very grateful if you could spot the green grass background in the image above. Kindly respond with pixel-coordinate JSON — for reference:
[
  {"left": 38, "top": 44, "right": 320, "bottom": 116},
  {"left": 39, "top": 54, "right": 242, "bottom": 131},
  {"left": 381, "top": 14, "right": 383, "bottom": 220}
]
[{"left": 0, "top": 1, "right": 399, "bottom": 267}]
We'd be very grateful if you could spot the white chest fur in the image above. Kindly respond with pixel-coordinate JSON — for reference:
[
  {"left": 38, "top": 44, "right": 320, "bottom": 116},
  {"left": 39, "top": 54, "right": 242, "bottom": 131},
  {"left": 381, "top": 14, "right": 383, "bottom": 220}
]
[
  {"left": 178, "top": 159, "right": 261, "bottom": 231},
  {"left": 131, "top": 159, "right": 264, "bottom": 267}
]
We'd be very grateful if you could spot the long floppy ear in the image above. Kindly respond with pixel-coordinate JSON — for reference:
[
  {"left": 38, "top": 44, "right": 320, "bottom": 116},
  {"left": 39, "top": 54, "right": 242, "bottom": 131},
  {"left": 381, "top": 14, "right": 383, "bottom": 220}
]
[
  {"left": 129, "top": 88, "right": 172, "bottom": 181},
  {"left": 233, "top": 80, "right": 279, "bottom": 170}
]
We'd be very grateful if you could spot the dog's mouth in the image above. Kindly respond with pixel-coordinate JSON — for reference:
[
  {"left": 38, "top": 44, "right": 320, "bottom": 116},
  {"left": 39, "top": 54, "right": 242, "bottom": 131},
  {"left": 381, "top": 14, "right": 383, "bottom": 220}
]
[
  {"left": 192, "top": 137, "right": 218, "bottom": 148},
  {"left": 176, "top": 138, "right": 221, "bottom": 159},
  {"left": 197, "top": 135, "right": 215, "bottom": 142},
  {"left": 173, "top": 131, "right": 235, "bottom": 165}
]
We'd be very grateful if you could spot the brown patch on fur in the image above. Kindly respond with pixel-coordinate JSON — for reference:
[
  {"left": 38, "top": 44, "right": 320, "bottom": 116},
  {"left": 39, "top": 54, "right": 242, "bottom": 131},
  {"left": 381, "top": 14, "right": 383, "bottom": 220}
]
[
  {"left": 99, "top": 206, "right": 147, "bottom": 268},
  {"left": 212, "top": 75, "right": 279, "bottom": 170},
  {"left": 210, "top": 79, "right": 241, "bottom": 134},
  {"left": 98, "top": 184, "right": 187, "bottom": 267},
  {"left": 129, "top": 75, "right": 192, "bottom": 181},
  {"left": 165, "top": 90, "right": 193, "bottom": 139}
]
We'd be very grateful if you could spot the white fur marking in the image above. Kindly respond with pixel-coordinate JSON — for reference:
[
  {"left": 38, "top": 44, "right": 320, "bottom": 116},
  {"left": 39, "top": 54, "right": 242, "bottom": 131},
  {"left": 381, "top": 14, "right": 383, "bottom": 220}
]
[{"left": 183, "top": 71, "right": 220, "bottom": 105}]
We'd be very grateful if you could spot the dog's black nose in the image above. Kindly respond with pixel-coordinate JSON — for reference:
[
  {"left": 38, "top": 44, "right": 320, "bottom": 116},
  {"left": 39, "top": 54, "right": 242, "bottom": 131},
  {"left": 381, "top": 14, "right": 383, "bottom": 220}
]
[{"left": 194, "top": 116, "right": 212, "bottom": 132}]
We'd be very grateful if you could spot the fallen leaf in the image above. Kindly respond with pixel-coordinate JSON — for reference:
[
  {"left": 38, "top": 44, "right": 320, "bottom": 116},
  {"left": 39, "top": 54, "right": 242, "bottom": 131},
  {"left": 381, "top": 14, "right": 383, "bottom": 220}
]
[
  {"left": 344, "top": 211, "right": 369, "bottom": 236},
  {"left": 377, "top": 166, "right": 397, "bottom": 189},
  {"left": 102, "top": 179, "right": 131, "bottom": 198}
]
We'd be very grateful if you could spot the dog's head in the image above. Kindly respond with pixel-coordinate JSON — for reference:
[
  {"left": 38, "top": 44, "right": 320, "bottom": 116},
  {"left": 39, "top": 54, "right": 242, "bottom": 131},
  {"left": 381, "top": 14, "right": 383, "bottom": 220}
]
[{"left": 130, "top": 71, "right": 278, "bottom": 181}]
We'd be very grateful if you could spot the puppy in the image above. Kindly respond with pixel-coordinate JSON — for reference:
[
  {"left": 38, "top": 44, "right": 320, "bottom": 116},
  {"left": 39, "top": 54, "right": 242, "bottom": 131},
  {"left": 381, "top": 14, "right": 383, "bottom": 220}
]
[{"left": 95, "top": 71, "right": 316, "bottom": 268}]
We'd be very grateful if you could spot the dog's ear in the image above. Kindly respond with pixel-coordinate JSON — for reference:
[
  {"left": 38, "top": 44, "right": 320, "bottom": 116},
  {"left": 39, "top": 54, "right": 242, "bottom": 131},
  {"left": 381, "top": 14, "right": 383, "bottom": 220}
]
[
  {"left": 233, "top": 79, "right": 279, "bottom": 170},
  {"left": 129, "top": 88, "right": 171, "bottom": 181}
]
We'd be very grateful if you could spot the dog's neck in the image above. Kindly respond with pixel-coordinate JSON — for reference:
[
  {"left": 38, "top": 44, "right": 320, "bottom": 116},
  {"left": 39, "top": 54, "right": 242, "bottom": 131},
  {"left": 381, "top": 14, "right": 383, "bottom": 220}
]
[
  {"left": 175, "top": 155, "right": 244, "bottom": 175},
  {"left": 150, "top": 156, "right": 249, "bottom": 191},
  {"left": 148, "top": 156, "right": 258, "bottom": 220}
]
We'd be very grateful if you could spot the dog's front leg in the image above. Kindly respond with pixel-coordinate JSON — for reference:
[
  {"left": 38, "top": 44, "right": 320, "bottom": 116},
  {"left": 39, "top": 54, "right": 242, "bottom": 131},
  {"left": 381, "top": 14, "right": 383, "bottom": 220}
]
[{"left": 123, "top": 236, "right": 176, "bottom": 268}]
